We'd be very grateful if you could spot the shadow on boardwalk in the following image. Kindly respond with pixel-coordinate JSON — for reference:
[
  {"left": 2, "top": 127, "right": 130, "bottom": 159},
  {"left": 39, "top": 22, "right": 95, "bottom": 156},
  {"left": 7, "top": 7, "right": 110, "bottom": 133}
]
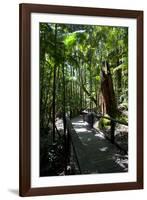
[{"left": 71, "top": 116, "right": 128, "bottom": 174}]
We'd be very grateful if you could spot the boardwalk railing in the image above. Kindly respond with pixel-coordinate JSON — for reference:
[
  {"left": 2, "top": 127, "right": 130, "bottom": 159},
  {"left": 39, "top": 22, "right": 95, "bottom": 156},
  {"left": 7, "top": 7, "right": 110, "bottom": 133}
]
[
  {"left": 64, "top": 117, "right": 82, "bottom": 174},
  {"left": 96, "top": 114, "right": 128, "bottom": 126},
  {"left": 62, "top": 113, "right": 128, "bottom": 174},
  {"left": 95, "top": 113, "right": 128, "bottom": 152}
]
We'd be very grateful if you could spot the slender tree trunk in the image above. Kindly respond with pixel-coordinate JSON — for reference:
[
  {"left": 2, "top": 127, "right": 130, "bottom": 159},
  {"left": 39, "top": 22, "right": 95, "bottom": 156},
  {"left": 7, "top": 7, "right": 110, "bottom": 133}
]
[
  {"left": 90, "top": 68, "right": 93, "bottom": 111},
  {"left": 78, "top": 64, "right": 83, "bottom": 111},
  {"left": 84, "top": 66, "right": 87, "bottom": 108},
  {"left": 40, "top": 47, "right": 46, "bottom": 129},
  {"left": 89, "top": 59, "right": 93, "bottom": 111},
  {"left": 80, "top": 81, "right": 97, "bottom": 106},
  {"left": 70, "top": 66, "right": 73, "bottom": 118},
  {"left": 52, "top": 24, "right": 57, "bottom": 143},
  {"left": 116, "top": 59, "right": 122, "bottom": 104},
  {"left": 44, "top": 67, "right": 52, "bottom": 127},
  {"left": 62, "top": 50, "right": 66, "bottom": 134}
]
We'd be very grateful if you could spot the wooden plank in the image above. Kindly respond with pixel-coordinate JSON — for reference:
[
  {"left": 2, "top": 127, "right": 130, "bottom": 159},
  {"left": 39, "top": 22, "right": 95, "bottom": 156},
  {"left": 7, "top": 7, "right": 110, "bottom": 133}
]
[{"left": 66, "top": 118, "right": 95, "bottom": 174}]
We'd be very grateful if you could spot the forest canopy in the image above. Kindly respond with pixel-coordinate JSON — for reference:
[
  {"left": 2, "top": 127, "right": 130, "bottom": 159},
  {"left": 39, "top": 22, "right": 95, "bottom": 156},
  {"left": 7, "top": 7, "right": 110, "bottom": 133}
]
[{"left": 40, "top": 23, "right": 128, "bottom": 129}]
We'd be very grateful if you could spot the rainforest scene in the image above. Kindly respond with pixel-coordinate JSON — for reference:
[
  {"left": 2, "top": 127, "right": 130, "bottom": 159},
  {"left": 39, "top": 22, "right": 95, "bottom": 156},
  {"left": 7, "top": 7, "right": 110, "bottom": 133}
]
[{"left": 40, "top": 23, "right": 128, "bottom": 177}]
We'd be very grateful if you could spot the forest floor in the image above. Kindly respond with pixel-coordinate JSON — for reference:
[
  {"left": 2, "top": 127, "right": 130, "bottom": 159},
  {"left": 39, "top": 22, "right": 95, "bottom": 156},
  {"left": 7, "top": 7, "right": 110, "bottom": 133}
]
[{"left": 71, "top": 116, "right": 128, "bottom": 174}]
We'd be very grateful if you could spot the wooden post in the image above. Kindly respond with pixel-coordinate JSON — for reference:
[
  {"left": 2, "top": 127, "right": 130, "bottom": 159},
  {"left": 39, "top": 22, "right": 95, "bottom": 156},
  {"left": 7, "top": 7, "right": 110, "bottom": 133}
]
[{"left": 110, "top": 120, "right": 115, "bottom": 143}]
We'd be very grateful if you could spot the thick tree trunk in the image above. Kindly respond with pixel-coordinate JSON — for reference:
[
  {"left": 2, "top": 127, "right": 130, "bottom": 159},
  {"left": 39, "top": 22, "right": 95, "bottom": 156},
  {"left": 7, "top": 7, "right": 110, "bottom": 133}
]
[
  {"left": 100, "top": 61, "right": 117, "bottom": 143},
  {"left": 101, "top": 61, "right": 117, "bottom": 117}
]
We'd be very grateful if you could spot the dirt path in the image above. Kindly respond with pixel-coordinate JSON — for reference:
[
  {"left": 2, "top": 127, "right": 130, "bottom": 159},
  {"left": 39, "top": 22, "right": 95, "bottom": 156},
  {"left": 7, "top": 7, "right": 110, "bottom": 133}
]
[{"left": 71, "top": 116, "right": 128, "bottom": 174}]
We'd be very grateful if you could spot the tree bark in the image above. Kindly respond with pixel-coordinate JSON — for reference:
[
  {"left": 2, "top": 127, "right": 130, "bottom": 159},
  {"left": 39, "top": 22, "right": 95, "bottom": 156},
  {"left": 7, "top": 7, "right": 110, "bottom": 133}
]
[
  {"left": 52, "top": 24, "right": 58, "bottom": 143},
  {"left": 100, "top": 61, "right": 117, "bottom": 117},
  {"left": 100, "top": 61, "right": 117, "bottom": 143}
]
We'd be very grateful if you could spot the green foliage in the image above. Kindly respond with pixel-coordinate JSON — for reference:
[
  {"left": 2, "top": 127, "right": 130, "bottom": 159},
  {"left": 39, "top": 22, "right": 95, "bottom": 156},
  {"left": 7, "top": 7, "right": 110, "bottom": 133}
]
[
  {"left": 64, "top": 33, "right": 77, "bottom": 47},
  {"left": 99, "top": 116, "right": 111, "bottom": 130},
  {"left": 40, "top": 22, "right": 128, "bottom": 128},
  {"left": 116, "top": 114, "right": 128, "bottom": 124},
  {"left": 95, "top": 75, "right": 100, "bottom": 81}
]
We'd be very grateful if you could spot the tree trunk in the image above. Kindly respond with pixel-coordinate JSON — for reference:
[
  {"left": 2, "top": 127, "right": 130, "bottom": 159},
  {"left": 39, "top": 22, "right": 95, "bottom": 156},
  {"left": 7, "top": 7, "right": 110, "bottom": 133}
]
[
  {"left": 116, "top": 59, "right": 122, "bottom": 104},
  {"left": 80, "top": 82, "right": 97, "bottom": 106},
  {"left": 100, "top": 61, "right": 117, "bottom": 117},
  {"left": 100, "top": 61, "right": 117, "bottom": 143},
  {"left": 52, "top": 24, "right": 57, "bottom": 143}
]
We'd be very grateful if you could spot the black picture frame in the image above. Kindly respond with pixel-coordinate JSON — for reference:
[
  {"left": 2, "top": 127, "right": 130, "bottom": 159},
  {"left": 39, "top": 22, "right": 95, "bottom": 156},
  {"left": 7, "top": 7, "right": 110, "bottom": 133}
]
[{"left": 19, "top": 3, "right": 143, "bottom": 196}]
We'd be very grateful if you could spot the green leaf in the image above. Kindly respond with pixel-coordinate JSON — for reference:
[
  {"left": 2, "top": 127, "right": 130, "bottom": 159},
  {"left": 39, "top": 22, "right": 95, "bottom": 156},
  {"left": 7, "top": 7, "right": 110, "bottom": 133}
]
[
  {"left": 64, "top": 33, "right": 77, "bottom": 47},
  {"left": 95, "top": 75, "right": 100, "bottom": 81}
]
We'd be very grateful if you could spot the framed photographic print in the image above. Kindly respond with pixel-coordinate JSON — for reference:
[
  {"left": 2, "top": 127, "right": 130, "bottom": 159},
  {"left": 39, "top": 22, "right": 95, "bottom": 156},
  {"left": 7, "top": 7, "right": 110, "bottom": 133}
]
[{"left": 19, "top": 3, "right": 143, "bottom": 196}]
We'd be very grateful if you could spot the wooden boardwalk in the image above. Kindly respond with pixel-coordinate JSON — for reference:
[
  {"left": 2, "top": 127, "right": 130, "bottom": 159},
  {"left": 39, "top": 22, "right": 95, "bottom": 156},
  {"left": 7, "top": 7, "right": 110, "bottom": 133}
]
[{"left": 70, "top": 116, "right": 128, "bottom": 174}]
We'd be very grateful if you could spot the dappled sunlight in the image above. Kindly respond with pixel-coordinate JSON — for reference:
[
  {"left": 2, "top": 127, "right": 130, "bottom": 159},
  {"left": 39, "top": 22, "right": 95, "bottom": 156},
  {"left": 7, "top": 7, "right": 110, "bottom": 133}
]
[
  {"left": 115, "top": 159, "right": 128, "bottom": 171},
  {"left": 78, "top": 120, "right": 85, "bottom": 123},
  {"left": 71, "top": 116, "right": 128, "bottom": 173},
  {"left": 72, "top": 121, "right": 88, "bottom": 126},
  {"left": 75, "top": 127, "right": 89, "bottom": 133},
  {"left": 99, "top": 147, "right": 108, "bottom": 152},
  {"left": 113, "top": 153, "right": 128, "bottom": 172},
  {"left": 94, "top": 133, "right": 105, "bottom": 139},
  {"left": 72, "top": 120, "right": 91, "bottom": 134},
  {"left": 56, "top": 119, "right": 63, "bottom": 130},
  {"left": 87, "top": 130, "right": 92, "bottom": 133}
]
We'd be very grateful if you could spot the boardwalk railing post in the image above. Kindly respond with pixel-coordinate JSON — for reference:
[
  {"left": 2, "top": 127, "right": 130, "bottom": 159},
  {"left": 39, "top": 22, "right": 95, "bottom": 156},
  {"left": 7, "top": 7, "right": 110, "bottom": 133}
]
[
  {"left": 67, "top": 128, "right": 71, "bottom": 165},
  {"left": 110, "top": 120, "right": 115, "bottom": 143},
  {"left": 66, "top": 118, "right": 82, "bottom": 174}
]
